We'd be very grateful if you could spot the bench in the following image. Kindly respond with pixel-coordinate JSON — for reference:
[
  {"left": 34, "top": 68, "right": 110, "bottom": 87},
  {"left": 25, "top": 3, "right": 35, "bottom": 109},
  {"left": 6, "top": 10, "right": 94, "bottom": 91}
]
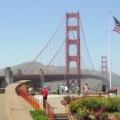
[
  {"left": 107, "top": 89, "right": 117, "bottom": 97},
  {"left": 82, "top": 91, "right": 104, "bottom": 97}
]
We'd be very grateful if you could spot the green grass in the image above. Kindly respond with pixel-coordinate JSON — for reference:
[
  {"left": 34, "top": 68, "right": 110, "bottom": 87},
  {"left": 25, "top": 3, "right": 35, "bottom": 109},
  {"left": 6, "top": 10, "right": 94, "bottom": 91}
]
[{"left": 30, "top": 110, "right": 49, "bottom": 120}]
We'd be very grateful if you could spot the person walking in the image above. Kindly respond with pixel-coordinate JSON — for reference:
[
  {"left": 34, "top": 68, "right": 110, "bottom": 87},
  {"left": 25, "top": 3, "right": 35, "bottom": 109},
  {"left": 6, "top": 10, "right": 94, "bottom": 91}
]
[
  {"left": 27, "top": 85, "right": 35, "bottom": 95},
  {"left": 102, "top": 84, "right": 106, "bottom": 94},
  {"left": 65, "top": 85, "right": 68, "bottom": 94},
  {"left": 83, "top": 83, "right": 89, "bottom": 93},
  {"left": 76, "top": 85, "right": 80, "bottom": 96},
  {"left": 60, "top": 84, "right": 65, "bottom": 94},
  {"left": 47, "top": 85, "right": 51, "bottom": 95},
  {"left": 41, "top": 86, "right": 48, "bottom": 109},
  {"left": 56, "top": 84, "right": 60, "bottom": 94}
]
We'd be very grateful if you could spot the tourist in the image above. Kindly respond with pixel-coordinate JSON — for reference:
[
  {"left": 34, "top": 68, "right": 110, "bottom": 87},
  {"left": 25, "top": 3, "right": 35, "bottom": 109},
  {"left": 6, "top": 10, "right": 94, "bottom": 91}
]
[
  {"left": 56, "top": 84, "right": 60, "bottom": 94},
  {"left": 102, "top": 84, "right": 106, "bottom": 94},
  {"left": 84, "top": 83, "right": 89, "bottom": 93},
  {"left": 76, "top": 85, "right": 80, "bottom": 96},
  {"left": 27, "top": 85, "right": 35, "bottom": 95},
  {"left": 47, "top": 85, "right": 51, "bottom": 94},
  {"left": 41, "top": 86, "right": 48, "bottom": 109},
  {"left": 65, "top": 85, "right": 68, "bottom": 94},
  {"left": 27, "top": 86, "right": 32, "bottom": 93},
  {"left": 60, "top": 84, "right": 65, "bottom": 94}
]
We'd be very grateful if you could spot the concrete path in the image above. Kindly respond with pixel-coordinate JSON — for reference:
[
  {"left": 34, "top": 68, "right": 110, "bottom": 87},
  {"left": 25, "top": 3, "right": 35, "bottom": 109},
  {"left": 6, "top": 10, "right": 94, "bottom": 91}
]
[
  {"left": 0, "top": 94, "right": 8, "bottom": 120},
  {"left": 5, "top": 80, "right": 34, "bottom": 120},
  {"left": 34, "top": 94, "right": 77, "bottom": 114},
  {"left": 47, "top": 94, "right": 66, "bottom": 113}
]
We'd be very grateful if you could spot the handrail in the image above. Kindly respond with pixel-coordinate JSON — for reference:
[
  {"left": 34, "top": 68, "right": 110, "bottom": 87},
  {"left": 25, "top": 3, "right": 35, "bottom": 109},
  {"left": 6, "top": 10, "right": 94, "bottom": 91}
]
[
  {"left": 17, "top": 87, "right": 41, "bottom": 110},
  {"left": 17, "top": 87, "right": 54, "bottom": 120},
  {"left": 67, "top": 109, "right": 73, "bottom": 120},
  {"left": 45, "top": 100, "right": 54, "bottom": 120},
  {"left": 64, "top": 102, "right": 73, "bottom": 120}
]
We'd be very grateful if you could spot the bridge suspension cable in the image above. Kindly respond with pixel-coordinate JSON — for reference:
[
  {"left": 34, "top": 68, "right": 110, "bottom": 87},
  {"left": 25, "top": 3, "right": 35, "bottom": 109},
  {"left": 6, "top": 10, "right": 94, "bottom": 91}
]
[
  {"left": 68, "top": 14, "right": 96, "bottom": 75},
  {"left": 44, "top": 13, "right": 79, "bottom": 73},
  {"left": 80, "top": 17, "right": 98, "bottom": 75},
  {"left": 43, "top": 39, "right": 65, "bottom": 72},
  {"left": 22, "top": 15, "right": 66, "bottom": 74}
]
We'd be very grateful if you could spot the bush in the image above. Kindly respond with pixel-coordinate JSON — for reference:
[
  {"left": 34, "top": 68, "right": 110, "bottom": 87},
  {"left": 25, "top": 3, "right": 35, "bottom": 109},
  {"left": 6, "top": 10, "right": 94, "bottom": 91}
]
[
  {"left": 30, "top": 110, "right": 48, "bottom": 120},
  {"left": 69, "top": 97, "right": 120, "bottom": 120},
  {"left": 69, "top": 97, "right": 120, "bottom": 113},
  {"left": 100, "top": 97, "right": 120, "bottom": 112},
  {"left": 76, "top": 107, "right": 90, "bottom": 120},
  {"left": 114, "top": 112, "right": 120, "bottom": 119},
  {"left": 82, "top": 97, "right": 101, "bottom": 111},
  {"left": 69, "top": 101, "right": 78, "bottom": 113},
  {"left": 34, "top": 115, "right": 48, "bottom": 120},
  {"left": 63, "top": 95, "right": 71, "bottom": 104},
  {"left": 96, "top": 112, "right": 108, "bottom": 119},
  {"left": 51, "top": 92, "right": 58, "bottom": 94}
]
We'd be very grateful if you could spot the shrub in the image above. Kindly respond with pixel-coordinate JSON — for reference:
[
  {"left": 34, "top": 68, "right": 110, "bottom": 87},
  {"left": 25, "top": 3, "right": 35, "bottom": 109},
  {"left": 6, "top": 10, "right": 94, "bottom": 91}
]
[
  {"left": 76, "top": 107, "right": 90, "bottom": 120},
  {"left": 69, "top": 101, "right": 78, "bottom": 113},
  {"left": 114, "top": 112, "right": 120, "bottom": 119},
  {"left": 96, "top": 112, "right": 108, "bottom": 119},
  {"left": 34, "top": 115, "right": 48, "bottom": 120},
  {"left": 63, "top": 95, "right": 71, "bottom": 104},
  {"left": 100, "top": 97, "right": 120, "bottom": 112},
  {"left": 51, "top": 92, "right": 58, "bottom": 94},
  {"left": 83, "top": 97, "right": 101, "bottom": 111},
  {"left": 30, "top": 110, "right": 48, "bottom": 120},
  {"left": 69, "top": 97, "right": 120, "bottom": 119}
]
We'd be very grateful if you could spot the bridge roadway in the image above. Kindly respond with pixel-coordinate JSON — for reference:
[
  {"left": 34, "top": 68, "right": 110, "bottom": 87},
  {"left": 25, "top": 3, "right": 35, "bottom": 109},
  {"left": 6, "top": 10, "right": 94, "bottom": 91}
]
[{"left": 0, "top": 74, "right": 109, "bottom": 87}]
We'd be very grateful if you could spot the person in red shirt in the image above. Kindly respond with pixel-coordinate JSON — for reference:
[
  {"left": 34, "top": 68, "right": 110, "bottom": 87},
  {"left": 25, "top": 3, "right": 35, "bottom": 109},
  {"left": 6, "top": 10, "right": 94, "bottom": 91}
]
[{"left": 41, "top": 86, "right": 48, "bottom": 109}]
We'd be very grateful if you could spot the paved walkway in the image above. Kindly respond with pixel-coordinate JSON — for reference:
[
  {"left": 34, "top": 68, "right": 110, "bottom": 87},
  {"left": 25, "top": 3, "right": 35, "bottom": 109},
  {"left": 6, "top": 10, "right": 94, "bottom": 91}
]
[
  {"left": 34, "top": 93, "right": 118, "bottom": 114},
  {"left": 47, "top": 95, "right": 66, "bottom": 113},
  {"left": 5, "top": 80, "right": 34, "bottom": 120},
  {"left": 34, "top": 94, "right": 78, "bottom": 114},
  {"left": 1, "top": 78, "right": 120, "bottom": 120},
  {"left": 0, "top": 94, "right": 8, "bottom": 120}
]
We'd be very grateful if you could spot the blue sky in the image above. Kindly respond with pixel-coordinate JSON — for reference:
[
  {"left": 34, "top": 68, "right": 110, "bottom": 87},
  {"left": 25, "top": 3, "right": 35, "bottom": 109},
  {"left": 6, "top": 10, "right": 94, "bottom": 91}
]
[{"left": 0, "top": 1, "right": 120, "bottom": 75}]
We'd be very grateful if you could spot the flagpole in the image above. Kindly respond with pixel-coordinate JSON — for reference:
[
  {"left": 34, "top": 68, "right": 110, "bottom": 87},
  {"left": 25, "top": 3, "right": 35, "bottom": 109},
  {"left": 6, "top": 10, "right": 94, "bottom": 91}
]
[{"left": 109, "top": 11, "right": 112, "bottom": 89}]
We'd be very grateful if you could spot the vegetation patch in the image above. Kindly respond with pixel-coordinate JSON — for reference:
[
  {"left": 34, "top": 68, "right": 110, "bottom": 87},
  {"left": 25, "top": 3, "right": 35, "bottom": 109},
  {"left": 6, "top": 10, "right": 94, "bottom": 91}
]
[
  {"left": 30, "top": 110, "right": 49, "bottom": 120},
  {"left": 68, "top": 96, "right": 120, "bottom": 120}
]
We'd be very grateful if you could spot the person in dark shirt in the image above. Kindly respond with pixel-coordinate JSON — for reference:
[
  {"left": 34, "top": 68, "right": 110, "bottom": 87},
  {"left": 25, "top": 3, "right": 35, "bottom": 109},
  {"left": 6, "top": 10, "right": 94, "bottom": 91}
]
[
  {"left": 102, "top": 84, "right": 106, "bottom": 94},
  {"left": 56, "top": 84, "right": 60, "bottom": 94}
]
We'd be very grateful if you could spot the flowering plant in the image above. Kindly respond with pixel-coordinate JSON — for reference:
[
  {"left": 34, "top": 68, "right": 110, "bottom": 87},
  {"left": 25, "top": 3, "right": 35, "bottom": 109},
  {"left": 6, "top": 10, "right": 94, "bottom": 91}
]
[{"left": 76, "top": 107, "right": 90, "bottom": 120}]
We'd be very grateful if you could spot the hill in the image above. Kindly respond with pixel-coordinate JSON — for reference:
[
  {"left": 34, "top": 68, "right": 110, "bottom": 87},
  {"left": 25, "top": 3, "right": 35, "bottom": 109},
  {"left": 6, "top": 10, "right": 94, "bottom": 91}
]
[{"left": 0, "top": 61, "right": 120, "bottom": 92}]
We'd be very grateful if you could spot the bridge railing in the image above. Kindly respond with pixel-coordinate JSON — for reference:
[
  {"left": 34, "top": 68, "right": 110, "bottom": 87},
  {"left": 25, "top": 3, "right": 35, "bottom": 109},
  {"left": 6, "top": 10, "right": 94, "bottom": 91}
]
[{"left": 17, "top": 87, "right": 41, "bottom": 110}]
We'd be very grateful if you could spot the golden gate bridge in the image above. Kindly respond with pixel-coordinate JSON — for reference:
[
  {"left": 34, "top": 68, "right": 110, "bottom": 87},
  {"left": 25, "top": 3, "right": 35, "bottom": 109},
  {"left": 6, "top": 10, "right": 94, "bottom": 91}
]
[{"left": 0, "top": 12, "right": 109, "bottom": 93}]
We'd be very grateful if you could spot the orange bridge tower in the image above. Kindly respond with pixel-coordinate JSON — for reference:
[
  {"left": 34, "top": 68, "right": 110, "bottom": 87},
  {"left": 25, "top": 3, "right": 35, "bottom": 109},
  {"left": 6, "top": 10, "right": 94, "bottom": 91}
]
[
  {"left": 101, "top": 56, "right": 108, "bottom": 79},
  {"left": 65, "top": 12, "right": 80, "bottom": 93}
]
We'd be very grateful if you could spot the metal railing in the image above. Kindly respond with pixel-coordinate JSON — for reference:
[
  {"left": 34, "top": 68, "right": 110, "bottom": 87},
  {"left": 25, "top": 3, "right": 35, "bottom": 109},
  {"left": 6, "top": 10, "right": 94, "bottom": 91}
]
[
  {"left": 17, "top": 87, "right": 54, "bottom": 120},
  {"left": 64, "top": 102, "right": 73, "bottom": 120},
  {"left": 44, "top": 100, "right": 54, "bottom": 120},
  {"left": 17, "top": 88, "right": 41, "bottom": 110}
]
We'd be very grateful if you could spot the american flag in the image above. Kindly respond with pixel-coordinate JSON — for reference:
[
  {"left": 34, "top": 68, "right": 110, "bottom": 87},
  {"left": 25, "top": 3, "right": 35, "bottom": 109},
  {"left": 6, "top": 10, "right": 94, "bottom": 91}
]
[{"left": 113, "top": 16, "right": 120, "bottom": 34}]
